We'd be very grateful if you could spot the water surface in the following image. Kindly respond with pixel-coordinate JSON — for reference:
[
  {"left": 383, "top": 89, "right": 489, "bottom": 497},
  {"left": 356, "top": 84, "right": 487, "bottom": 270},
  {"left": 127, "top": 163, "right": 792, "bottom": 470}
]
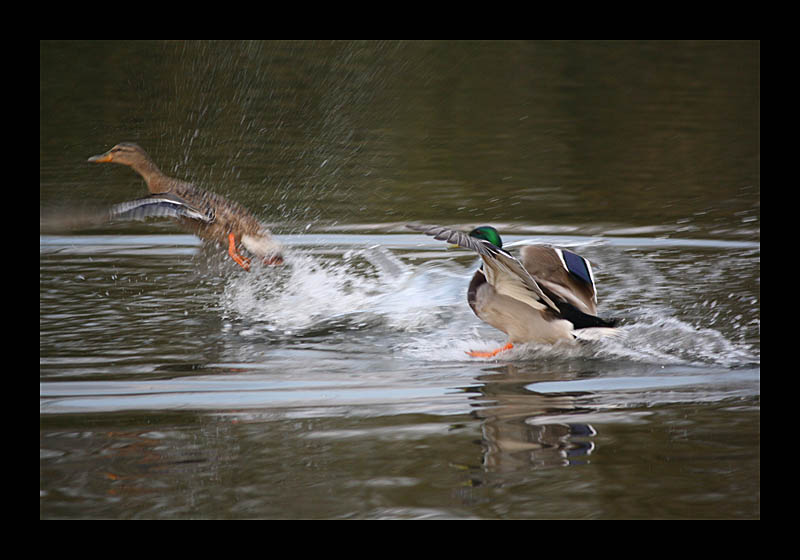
[{"left": 40, "top": 40, "right": 759, "bottom": 519}]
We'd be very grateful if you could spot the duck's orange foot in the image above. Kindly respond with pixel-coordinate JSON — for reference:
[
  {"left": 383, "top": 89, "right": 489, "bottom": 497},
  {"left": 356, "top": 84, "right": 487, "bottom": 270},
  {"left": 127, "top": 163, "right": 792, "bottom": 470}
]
[
  {"left": 466, "top": 343, "right": 514, "bottom": 358},
  {"left": 228, "top": 233, "right": 251, "bottom": 271},
  {"left": 232, "top": 254, "right": 251, "bottom": 271}
]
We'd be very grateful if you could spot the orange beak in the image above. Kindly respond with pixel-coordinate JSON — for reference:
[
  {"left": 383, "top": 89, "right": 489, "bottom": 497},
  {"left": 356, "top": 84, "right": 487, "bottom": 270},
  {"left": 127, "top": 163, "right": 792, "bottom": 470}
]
[{"left": 87, "top": 151, "right": 114, "bottom": 163}]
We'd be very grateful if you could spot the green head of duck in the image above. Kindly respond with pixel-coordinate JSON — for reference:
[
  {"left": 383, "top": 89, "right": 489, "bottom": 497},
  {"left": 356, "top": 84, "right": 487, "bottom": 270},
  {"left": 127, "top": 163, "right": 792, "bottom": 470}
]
[{"left": 469, "top": 226, "right": 503, "bottom": 249}]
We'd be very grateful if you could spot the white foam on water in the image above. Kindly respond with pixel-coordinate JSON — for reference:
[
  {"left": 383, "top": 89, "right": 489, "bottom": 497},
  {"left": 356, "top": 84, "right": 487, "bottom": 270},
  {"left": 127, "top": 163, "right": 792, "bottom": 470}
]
[
  {"left": 216, "top": 238, "right": 758, "bottom": 369},
  {"left": 219, "top": 247, "right": 465, "bottom": 339}
]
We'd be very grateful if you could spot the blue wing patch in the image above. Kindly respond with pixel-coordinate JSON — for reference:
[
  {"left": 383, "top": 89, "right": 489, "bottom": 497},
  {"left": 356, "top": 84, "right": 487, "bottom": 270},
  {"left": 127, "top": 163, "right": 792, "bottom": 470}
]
[{"left": 560, "top": 249, "right": 594, "bottom": 286}]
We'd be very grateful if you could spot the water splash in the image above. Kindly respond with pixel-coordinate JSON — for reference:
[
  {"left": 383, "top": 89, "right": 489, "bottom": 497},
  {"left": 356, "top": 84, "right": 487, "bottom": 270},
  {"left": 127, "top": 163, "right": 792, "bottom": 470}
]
[
  {"left": 219, "top": 245, "right": 464, "bottom": 338},
  {"left": 216, "top": 240, "right": 758, "bottom": 369},
  {"left": 593, "top": 315, "right": 759, "bottom": 368}
]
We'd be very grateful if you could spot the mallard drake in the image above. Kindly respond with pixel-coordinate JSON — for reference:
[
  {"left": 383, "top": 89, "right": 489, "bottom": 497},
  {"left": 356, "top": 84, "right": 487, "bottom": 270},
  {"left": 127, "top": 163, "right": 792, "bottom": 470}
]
[
  {"left": 88, "top": 143, "right": 283, "bottom": 270},
  {"left": 408, "top": 224, "right": 618, "bottom": 357}
]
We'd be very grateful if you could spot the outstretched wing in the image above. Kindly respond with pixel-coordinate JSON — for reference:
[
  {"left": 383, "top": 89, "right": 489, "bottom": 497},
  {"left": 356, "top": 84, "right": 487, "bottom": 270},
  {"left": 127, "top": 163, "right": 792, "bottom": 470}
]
[
  {"left": 406, "top": 224, "right": 495, "bottom": 257},
  {"left": 109, "top": 194, "right": 214, "bottom": 224},
  {"left": 407, "top": 223, "right": 560, "bottom": 314}
]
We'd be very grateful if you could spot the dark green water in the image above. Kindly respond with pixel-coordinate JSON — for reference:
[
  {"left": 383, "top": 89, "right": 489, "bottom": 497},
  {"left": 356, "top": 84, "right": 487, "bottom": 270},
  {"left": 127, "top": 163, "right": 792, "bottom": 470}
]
[{"left": 41, "top": 41, "right": 759, "bottom": 519}]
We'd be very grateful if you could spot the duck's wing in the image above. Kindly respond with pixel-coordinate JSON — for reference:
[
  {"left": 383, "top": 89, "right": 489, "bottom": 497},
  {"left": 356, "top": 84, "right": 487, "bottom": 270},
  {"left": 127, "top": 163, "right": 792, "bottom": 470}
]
[
  {"left": 406, "top": 224, "right": 494, "bottom": 257},
  {"left": 109, "top": 194, "right": 215, "bottom": 224},
  {"left": 407, "top": 224, "right": 560, "bottom": 314},
  {"left": 519, "top": 245, "right": 598, "bottom": 316}
]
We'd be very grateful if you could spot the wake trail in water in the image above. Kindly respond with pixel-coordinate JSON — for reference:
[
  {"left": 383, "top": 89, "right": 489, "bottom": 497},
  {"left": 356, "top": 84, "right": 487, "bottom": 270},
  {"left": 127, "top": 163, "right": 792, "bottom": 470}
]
[
  {"left": 217, "top": 243, "right": 758, "bottom": 368},
  {"left": 220, "top": 246, "right": 463, "bottom": 335}
]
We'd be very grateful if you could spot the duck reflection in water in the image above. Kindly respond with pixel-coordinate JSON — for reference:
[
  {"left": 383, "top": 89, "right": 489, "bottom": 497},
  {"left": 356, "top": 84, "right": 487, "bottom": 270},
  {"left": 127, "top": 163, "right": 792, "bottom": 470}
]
[{"left": 470, "top": 364, "right": 597, "bottom": 474}]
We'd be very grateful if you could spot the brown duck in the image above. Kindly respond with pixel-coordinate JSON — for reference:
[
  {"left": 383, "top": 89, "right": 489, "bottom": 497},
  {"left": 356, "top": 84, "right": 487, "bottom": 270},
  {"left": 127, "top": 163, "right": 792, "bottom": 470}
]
[{"left": 88, "top": 143, "right": 282, "bottom": 270}]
